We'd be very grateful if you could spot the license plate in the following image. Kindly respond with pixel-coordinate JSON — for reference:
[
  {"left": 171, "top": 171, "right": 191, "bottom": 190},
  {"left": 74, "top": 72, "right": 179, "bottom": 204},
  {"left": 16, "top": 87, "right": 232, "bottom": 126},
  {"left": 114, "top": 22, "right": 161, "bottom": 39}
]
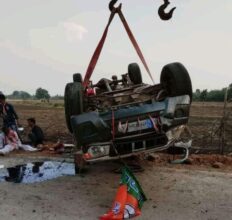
[{"left": 127, "top": 119, "right": 153, "bottom": 132}]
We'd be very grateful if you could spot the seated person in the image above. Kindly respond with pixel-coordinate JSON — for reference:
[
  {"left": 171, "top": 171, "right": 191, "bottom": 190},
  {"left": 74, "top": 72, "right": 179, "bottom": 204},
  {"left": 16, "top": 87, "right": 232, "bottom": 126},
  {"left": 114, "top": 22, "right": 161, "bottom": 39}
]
[
  {"left": 0, "top": 127, "right": 37, "bottom": 155},
  {"left": 27, "top": 118, "right": 44, "bottom": 147}
]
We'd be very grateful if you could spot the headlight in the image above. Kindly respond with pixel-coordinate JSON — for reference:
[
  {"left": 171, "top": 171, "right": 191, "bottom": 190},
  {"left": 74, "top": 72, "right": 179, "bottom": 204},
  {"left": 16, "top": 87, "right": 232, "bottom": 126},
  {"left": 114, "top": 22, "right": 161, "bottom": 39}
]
[{"left": 85, "top": 145, "right": 110, "bottom": 159}]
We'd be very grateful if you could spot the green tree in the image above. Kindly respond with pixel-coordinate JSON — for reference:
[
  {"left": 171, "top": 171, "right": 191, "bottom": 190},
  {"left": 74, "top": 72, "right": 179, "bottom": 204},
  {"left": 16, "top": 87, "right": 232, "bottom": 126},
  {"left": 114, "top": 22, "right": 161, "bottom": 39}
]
[
  {"left": 35, "top": 88, "right": 50, "bottom": 100},
  {"left": 192, "top": 85, "right": 232, "bottom": 102},
  {"left": 228, "top": 83, "right": 232, "bottom": 101},
  {"left": 20, "top": 91, "right": 31, "bottom": 100},
  {"left": 8, "top": 90, "right": 31, "bottom": 100},
  {"left": 193, "top": 89, "right": 201, "bottom": 101},
  {"left": 200, "top": 89, "right": 208, "bottom": 101},
  {"left": 207, "top": 90, "right": 224, "bottom": 101},
  {"left": 12, "top": 91, "right": 20, "bottom": 98}
]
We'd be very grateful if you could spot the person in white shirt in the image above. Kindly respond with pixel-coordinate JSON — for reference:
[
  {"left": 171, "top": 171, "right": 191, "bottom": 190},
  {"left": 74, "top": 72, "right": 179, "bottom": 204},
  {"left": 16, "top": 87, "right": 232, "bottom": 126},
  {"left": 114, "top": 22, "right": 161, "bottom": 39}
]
[{"left": 0, "top": 127, "right": 37, "bottom": 156}]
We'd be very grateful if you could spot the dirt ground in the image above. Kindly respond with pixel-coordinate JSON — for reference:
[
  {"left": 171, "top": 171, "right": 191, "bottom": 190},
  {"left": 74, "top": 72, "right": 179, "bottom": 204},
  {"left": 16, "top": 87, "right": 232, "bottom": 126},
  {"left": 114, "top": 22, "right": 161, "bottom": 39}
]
[
  {"left": 189, "top": 102, "right": 232, "bottom": 152},
  {"left": 0, "top": 156, "right": 232, "bottom": 220},
  {"left": 0, "top": 101, "right": 231, "bottom": 220}
]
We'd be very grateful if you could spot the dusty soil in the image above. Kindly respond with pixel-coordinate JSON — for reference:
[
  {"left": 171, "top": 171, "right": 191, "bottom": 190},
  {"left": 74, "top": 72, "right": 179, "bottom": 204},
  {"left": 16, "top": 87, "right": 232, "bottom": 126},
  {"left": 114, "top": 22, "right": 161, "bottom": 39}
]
[
  {"left": 0, "top": 156, "right": 232, "bottom": 220},
  {"left": 0, "top": 101, "right": 231, "bottom": 220},
  {"left": 189, "top": 102, "right": 232, "bottom": 152}
]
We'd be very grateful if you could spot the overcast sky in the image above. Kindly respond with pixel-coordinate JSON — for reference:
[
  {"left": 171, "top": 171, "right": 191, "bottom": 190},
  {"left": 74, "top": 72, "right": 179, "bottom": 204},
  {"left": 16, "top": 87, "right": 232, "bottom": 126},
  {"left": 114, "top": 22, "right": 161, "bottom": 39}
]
[{"left": 0, "top": 0, "right": 231, "bottom": 95}]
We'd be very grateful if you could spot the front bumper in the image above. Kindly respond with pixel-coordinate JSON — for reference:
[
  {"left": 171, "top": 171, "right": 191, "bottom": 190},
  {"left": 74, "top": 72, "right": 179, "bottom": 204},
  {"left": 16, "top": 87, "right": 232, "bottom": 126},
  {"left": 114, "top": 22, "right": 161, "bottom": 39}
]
[
  {"left": 76, "top": 125, "right": 192, "bottom": 163},
  {"left": 77, "top": 139, "right": 175, "bottom": 163}
]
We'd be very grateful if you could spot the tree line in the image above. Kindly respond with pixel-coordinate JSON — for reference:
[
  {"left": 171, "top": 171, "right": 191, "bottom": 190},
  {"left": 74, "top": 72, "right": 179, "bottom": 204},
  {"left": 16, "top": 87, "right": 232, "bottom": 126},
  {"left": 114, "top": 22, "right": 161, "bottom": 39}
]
[
  {"left": 193, "top": 84, "right": 232, "bottom": 102},
  {"left": 7, "top": 88, "right": 63, "bottom": 101},
  {"left": 6, "top": 84, "right": 232, "bottom": 102}
]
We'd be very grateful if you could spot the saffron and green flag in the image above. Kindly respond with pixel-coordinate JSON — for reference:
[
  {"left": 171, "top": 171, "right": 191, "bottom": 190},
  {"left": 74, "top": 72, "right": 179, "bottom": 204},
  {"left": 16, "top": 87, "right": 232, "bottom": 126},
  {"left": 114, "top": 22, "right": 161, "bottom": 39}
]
[{"left": 100, "top": 166, "right": 147, "bottom": 220}]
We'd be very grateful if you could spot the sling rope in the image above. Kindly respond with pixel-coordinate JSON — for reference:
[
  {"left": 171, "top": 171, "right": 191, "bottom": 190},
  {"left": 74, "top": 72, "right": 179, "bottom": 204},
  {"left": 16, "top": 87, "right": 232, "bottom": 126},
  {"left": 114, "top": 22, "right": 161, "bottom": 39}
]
[{"left": 83, "top": 6, "right": 154, "bottom": 88}]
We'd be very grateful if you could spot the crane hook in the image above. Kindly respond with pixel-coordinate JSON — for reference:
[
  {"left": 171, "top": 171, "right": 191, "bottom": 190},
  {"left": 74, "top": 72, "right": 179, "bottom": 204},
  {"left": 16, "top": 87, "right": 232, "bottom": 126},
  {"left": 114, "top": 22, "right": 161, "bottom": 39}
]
[
  {"left": 158, "top": 0, "right": 176, "bottom": 21},
  {"left": 109, "top": 0, "right": 122, "bottom": 12}
]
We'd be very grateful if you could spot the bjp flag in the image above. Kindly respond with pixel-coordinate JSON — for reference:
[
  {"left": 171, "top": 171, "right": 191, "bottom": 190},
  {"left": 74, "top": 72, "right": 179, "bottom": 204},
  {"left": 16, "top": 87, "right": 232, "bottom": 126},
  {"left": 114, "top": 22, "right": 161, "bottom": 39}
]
[{"left": 100, "top": 166, "right": 147, "bottom": 220}]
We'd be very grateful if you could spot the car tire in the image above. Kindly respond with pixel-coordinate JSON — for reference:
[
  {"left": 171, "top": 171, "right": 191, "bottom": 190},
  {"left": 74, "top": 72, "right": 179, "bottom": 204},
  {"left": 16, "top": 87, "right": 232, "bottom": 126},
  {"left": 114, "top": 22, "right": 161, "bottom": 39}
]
[
  {"left": 64, "top": 82, "right": 84, "bottom": 133},
  {"left": 128, "top": 63, "right": 143, "bottom": 84},
  {"left": 160, "top": 62, "right": 192, "bottom": 101},
  {"left": 73, "top": 73, "right": 83, "bottom": 83}
]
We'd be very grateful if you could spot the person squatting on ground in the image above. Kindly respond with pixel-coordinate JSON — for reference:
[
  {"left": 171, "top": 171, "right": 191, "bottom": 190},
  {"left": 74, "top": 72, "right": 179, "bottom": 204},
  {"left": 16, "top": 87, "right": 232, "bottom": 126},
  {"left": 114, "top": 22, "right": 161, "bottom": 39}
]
[
  {"left": 0, "top": 127, "right": 37, "bottom": 156},
  {"left": 0, "top": 94, "right": 19, "bottom": 131},
  {"left": 27, "top": 118, "right": 44, "bottom": 147}
]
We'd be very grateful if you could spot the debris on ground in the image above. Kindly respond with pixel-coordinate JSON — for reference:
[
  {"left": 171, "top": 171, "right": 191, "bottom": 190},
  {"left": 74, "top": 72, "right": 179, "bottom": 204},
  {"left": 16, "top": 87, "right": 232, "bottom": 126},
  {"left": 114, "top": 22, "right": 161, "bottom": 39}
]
[
  {"left": 143, "top": 153, "right": 232, "bottom": 170},
  {"left": 212, "top": 162, "right": 224, "bottom": 169},
  {"left": 146, "top": 153, "right": 161, "bottom": 162}
]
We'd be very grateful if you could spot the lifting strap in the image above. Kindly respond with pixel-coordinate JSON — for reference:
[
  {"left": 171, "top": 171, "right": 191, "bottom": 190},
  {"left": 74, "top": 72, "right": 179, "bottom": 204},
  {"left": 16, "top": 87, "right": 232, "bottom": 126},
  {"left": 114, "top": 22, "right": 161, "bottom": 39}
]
[{"left": 83, "top": 7, "right": 154, "bottom": 88}]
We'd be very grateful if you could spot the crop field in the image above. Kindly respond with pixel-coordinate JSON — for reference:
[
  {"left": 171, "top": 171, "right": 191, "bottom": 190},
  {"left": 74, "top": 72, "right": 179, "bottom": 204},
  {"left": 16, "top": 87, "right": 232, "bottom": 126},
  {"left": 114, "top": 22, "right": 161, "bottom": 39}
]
[{"left": 190, "top": 102, "right": 232, "bottom": 152}]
